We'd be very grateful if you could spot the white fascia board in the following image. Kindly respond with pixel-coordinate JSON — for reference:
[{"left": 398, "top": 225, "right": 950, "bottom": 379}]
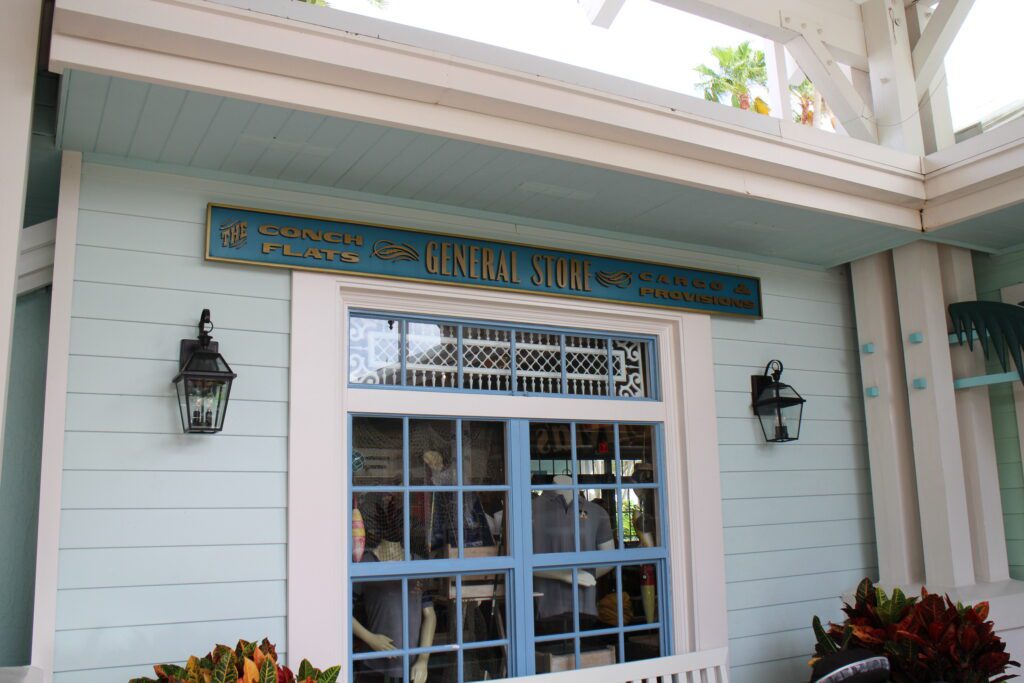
[
  {"left": 49, "top": 0, "right": 926, "bottom": 231},
  {"left": 651, "top": 0, "right": 869, "bottom": 69}
]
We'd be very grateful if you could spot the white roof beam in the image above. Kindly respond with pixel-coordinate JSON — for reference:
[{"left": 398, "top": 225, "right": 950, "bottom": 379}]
[
  {"left": 785, "top": 28, "right": 878, "bottom": 143},
  {"left": 576, "top": 0, "right": 627, "bottom": 28},
  {"left": 912, "top": 0, "right": 974, "bottom": 100},
  {"left": 651, "top": 0, "right": 869, "bottom": 69}
]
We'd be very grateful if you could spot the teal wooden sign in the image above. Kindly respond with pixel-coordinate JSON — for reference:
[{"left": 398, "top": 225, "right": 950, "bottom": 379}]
[{"left": 206, "top": 204, "right": 762, "bottom": 318}]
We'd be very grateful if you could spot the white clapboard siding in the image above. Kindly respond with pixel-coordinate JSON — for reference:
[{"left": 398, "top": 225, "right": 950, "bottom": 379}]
[
  {"left": 711, "top": 266, "right": 874, "bottom": 681},
  {"left": 55, "top": 164, "right": 292, "bottom": 681}
]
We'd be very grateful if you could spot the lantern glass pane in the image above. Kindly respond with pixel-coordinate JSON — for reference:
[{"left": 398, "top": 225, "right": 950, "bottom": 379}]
[
  {"left": 755, "top": 383, "right": 803, "bottom": 442},
  {"left": 184, "top": 377, "right": 229, "bottom": 432}
]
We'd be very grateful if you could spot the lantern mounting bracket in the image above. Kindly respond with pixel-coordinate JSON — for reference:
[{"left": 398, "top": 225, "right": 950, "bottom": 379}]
[{"left": 750, "top": 359, "right": 784, "bottom": 400}]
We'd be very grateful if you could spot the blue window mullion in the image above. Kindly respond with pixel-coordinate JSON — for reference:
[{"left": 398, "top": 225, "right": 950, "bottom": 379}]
[
  {"left": 570, "top": 422, "right": 579, "bottom": 555},
  {"left": 456, "top": 574, "right": 464, "bottom": 682},
  {"left": 457, "top": 325, "right": 464, "bottom": 390},
  {"left": 400, "top": 319, "right": 408, "bottom": 386},
  {"left": 456, "top": 418, "right": 464, "bottom": 558},
  {"left": 403, "top": 417, "right": 411, "bottom": 561},
  {"left": 402, "top": 577, "right": 410, "bottom": 660},
  {"left": 559, "top": 335, "right": 567, "bottom": 394},
  {"left": 614, "top": 423, "right": 623, "bottom": 549},
  {"left": 616, "top": 564, "right": 625, "bottom": 662},
  {"left": 510, "top": 332, "right": 517, "bottom": 394},
  {"left": 572, "top": 566, "right": 580, "bottom": 669},
  {"left": 607, "top": 341, "right": 615, "bottom": 397}
]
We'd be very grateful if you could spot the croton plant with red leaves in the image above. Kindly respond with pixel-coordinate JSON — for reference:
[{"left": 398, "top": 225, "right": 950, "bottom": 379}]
[
  {"left": 814, "top": 578, "right": 1018, "bottom": 683},
  {"left": 129, "top": 638, "right": 338, "bottom": 683}
]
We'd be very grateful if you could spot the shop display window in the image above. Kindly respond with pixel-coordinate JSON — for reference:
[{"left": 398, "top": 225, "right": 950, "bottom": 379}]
[{"left": 349, "top": 416, "right": 669, "bottom": 680}]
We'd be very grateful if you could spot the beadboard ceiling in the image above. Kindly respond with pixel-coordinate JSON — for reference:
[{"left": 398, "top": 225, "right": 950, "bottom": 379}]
[{"left": 57, "top": 70, "right": 928, "bottom": 269}]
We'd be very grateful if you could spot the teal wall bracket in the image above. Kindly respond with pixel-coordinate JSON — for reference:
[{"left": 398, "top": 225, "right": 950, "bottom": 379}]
[
  {"left": 912, "top": 377, "right": 928, "bottom": 390},
  {"left": 909, "top": 332, "right": 924, "bottom": 344},
  {"left": 865, "top": 386, "right": 879, "bottom": 398},
  {"left": 861, "top": 343, "right": 875, "bottom": 354}
]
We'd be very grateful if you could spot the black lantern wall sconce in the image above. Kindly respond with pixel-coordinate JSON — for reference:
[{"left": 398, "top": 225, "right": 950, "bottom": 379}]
[
  {"left": 172, "top": 309, "right": 237, "bottom": 434},
  {"left": 751, "top": 360, "right": 805, "bottom": 443}
]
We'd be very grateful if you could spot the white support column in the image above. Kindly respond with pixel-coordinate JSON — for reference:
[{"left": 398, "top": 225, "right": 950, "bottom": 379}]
[
  {"left": 892, "top": 241, "right": 975, "bottom": 588},
  {"left": 31, "top": 151, "right": 82, "bottom": 683},
  {"left": 911, "top": 0, "right": 974, "bottom": 102},
  {"left": 906, "top": 2, "right": 956, "bottom": 153},
  {"left": 851, "top": 252, "right": 925, "bottom": 586},
  {"left": 0, "top": 0, "right": 43, "bottom": 487},
  {"left": 938, "top": 246, "right": 1009, "bottom": 583},
  {"left": 764, "top": 40, "right": 792, "bottom": 123},
  {"left": 860, "top": 0, "right": 926, "bottom": 155}
]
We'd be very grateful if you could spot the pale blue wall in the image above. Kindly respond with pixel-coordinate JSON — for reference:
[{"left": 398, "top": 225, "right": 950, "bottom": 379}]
[
  {"left": 53, "top": 163, "right": 290, "bottom": 682},
  {"left": 0, "top": 287, "right": 51, "bottom": 666},
  {"left": 973, "top": 249, "right": 1024, "bottom": 581},
  {"left": 52, "top": 161, "right": 874, "bottom": 682},
  {"left": 711, "top": 267, "right": 875, "bottom": 682}
]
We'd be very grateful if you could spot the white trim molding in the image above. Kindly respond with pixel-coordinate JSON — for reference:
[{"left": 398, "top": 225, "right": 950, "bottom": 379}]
[
  {"left": 287, "top": 272, "right": 729, "bottom": 674},
  {"left": 31, "top": 150, "right": 82, "bottom": 683},
  {"left": 17, "top": 219, "right": 57, "bottom": 296}
]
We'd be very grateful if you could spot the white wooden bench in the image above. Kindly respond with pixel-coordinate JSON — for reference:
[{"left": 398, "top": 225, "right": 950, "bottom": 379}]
[{"left": 491, "top": 648, "right": 730, "bottom": 683}]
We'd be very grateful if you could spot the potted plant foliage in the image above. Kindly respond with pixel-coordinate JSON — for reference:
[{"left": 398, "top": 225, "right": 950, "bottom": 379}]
[
  {"left": 810, "top": 578, "right": 1019, "bottom": 683},
  {"left": 129, "top": 638, "right": 339, "bottom": 683}
]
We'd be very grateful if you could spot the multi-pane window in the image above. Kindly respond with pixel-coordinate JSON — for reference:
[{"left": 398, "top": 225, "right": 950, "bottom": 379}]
[
  {"left": 347, "top": 311, "right": 667, "bottom": 682},
  {"left": 349, "top": 313, "right": 655, "bottom": 398}
]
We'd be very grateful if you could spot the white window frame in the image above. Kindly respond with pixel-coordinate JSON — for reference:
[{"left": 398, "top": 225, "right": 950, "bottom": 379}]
[{"left": 287, "top": 271, "right": 728, "bottom": 677}]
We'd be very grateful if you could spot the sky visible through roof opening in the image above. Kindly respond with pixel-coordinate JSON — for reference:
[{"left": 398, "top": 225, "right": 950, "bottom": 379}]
[{"left": 323, "top": 0, "right": 1022, "bottom": 136}]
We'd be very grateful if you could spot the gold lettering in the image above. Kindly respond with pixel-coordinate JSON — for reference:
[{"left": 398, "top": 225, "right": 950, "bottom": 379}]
[
  {"left": 470, "top": 246, "right": 481, "bottom": 279},
  {"left": 303, "top": 248, "right": 324, "bottom": 260},
  {"left": 323, "top": 232, "right": 342, "bottom": 244},
  {"left": 710, "top": 280, "right": 724, "bottom": 291},
  {"left": 262, "top": 243, "right": 282, "bottom": 254},
  {"left": 531, "top": 255, "right": 545, "bottom": 286},
  {"left": 674, "top": 276, "right": 689, "bottom": 287},
  {"left": 482, "top": 248, "right": 496, "bottom": 281},
  {"left": 657, "top": 274, "right": 669, "bottom": 285},
  {"left": 280, "top": 226, "right": 300, "bottom": 239},
  {"left": 511, "top": 252, "right": 521, "bottom": 283},
  {"left": 639, "top": 272, "right": 653, "bottom": 282},
  {"left": 259, "top": 225, "right": 280, "bottom": 236},
  {"left": 570, "top": 259, "right": 582, "bottom": 291},
  {"left": 639, "top": 287, "right": 654, "bottom": 297},
  {"left": 583, "top": 261, "right": 592, "bottom": 291},
  {"left": 282, "top": 244, "right": 303, "bottom": 257},
  {"left": 442, "top": 242, "right": 452, "bottom": 276},
  {"left": 556, "top": 259, "right": 568, "bottom": 289},
  {"left": 693, "top": 279, "right": 706, "bottom": 289},
  {"left": 425, "top": 241, "right": 440, "bottom": 274},
  {"left": 453, "top": 244, "right": 468, "bottom": 278},
  {"left": 340, "top": 252, "right": 360, "bottom": 263},
  {"left": 496, "top": 251, "right": 509, "bottom": 282},
  {"left": 344, "top": 234, "right": 364, "bottom": 246}
]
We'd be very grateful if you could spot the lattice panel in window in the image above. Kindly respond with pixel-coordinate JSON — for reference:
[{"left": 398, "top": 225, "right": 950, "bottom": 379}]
[
  {"left": 462, "top": 326, "right": 512, "bottom": 391},
  {"left": 565, "top": 335, "right": 609, "bottom": 396},
  {"left": 515, "top": 331, "right": 562, "bottom": 394},
  {"left": 406, "top": 321, "right": 459, "bottom": 387},
  {"left": 612, "top": 339, "right": 650, "bottom": 398},
  {"left": 349, "top": 316, "right": 402, "bottom": 385}
]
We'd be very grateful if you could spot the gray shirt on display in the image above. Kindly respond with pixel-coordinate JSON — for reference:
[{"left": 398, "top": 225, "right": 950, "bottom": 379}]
[
  {"left": 531, "top": 490, "right": 614, "bottom": 619},
  {"left": 353, "top": 551, "right": 432, "bottom": 676}
]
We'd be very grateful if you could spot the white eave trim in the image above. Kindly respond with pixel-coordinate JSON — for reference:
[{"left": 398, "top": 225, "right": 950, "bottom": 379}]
[{"left": 49, "top": 0, "right": 925, "bottom": 231}]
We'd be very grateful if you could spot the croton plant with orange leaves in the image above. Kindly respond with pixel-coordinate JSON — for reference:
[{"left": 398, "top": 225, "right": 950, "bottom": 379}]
[
  {"left": 129, "top": 638, "right": 339, "bottom": 683},
  {"left": 813, "top": 578, "right": 1018, "bottom": 683}
]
